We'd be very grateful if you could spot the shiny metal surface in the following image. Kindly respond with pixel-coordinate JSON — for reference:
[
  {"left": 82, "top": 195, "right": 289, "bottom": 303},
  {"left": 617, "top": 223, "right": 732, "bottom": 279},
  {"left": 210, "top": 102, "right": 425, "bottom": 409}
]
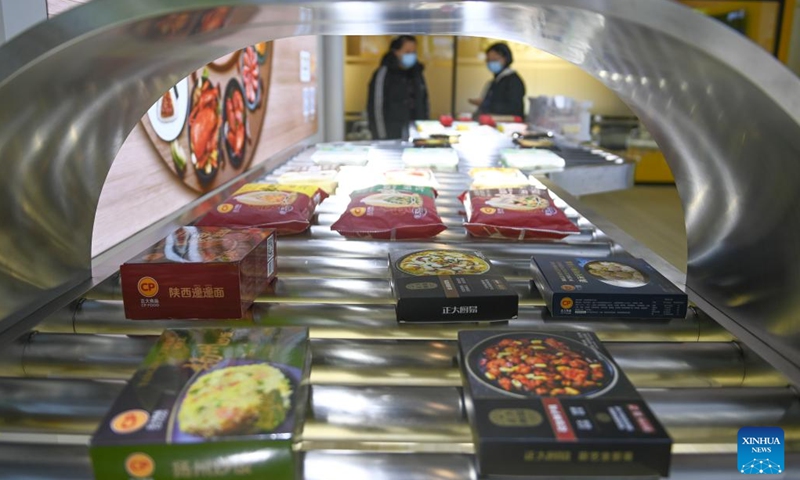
[
  {"left": 1, "top": 333, "right": 770, "bottom": 388},
  {"left": 4, "top": 448, "right": 800, "bottom": 480},
  {"left": 1, "top": 0, "right": 800, "bottom": 386},
  {"left": 2, "top": 378, "right": 798, "bottom": 448},
  {"left": 308, "top": 342, "right": 779, "bottom": 388},
  {"left": 0, "top": 443, "right": 93, "bottom": 480},
  {"left": 37, "top": 299, "right": 722, "bottom": 342}
]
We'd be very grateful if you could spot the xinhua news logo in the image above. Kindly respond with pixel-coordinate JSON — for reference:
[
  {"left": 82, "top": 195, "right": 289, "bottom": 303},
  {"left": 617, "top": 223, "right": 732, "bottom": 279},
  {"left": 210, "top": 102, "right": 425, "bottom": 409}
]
[{"left": 738, "top": 427, "right": 784, "bottom": 475}]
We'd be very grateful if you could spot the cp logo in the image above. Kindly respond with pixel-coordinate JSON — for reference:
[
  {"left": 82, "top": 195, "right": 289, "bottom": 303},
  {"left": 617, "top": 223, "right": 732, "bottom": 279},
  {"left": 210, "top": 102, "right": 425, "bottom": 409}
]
[
  {"left": 560, "top": 297, "right": 574, "bottom": 309},
  {"left": 125, "top": 453, "right": 155, "bottom": 478},
  {"left": 137, "top": 277, "right": 159, "bottom": 298}
]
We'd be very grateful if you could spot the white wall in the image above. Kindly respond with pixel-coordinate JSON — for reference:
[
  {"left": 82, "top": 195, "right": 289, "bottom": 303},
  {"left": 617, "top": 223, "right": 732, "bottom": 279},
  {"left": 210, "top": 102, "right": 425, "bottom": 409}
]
[{"left": 0, "top": 0, "right": 47, "bottom": 43}]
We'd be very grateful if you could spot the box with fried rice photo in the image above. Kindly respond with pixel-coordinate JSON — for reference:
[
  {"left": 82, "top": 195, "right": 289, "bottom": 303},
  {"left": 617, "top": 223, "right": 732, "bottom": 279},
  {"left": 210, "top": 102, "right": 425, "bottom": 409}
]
[
  {"left": 389, "top": 249, "right": 518, "bottom": 323},
  {"left": 459, "top": 330, "right": 672, "bottom": 477},
  {"left": 120, "top": 226, "right": 276, "bottom": 320},
  {"left": 90, "top": 327, "right": 310, "bottom": 480},
  {"left": 530, "top": 255, "right": 688, "bottom": 319}
]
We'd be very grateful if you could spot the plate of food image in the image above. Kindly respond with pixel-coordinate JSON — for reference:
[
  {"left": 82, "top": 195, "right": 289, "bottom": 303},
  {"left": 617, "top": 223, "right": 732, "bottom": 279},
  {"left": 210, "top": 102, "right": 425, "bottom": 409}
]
[
  {"left": 584, "top": 260, "right": 650, "bottom": 288},
  {"left": 170, "top": 360, "right": 300, "bottom": 443},
  {"left": 467, "top": 333, "right": 617, "bottom": 399},
  {"left": 147, "top": 78, "right": 189, "bottom": 142},
  {"left": 208, "top": 50, "right": 240, "bottom": 72},
  {"left": 240, "top": 45, "right": 263, "bottom": 111},
  {"left": 188, "top": 73, "right": 222, "bottom": 184},
  {"left": 397, "top": 250, "right": 490, "bottom": 276},
  {"left": 486, "top": 193, "right": 550, "bottom": 211},
  {"left": 222, "top": 78, "right": 247, "bottom": 169}
]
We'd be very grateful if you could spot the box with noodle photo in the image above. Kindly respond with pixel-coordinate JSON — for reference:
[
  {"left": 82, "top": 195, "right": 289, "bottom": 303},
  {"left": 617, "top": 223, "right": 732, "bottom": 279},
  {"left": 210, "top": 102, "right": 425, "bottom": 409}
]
[
  {"left": 389, "top": 249, "right": 519, "bottom": 323},
  {"left": 90, "top": 327, "right": 310, "bottom": 480},
  {"left": 459, "top": 330, "right": 671, "bottom": 477},
  {"left": 530, "top": 255, "right": 688, "bottom": 319},
  {"left": 120, "top": 226, "right": 277, "bottom": 319}
]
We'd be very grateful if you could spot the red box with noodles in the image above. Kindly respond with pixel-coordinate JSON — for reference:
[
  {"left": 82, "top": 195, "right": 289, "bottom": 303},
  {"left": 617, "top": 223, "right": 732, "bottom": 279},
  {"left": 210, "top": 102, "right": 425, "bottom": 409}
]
[{"left": 120, "top": 226, "right": 276, "bottom": 319}]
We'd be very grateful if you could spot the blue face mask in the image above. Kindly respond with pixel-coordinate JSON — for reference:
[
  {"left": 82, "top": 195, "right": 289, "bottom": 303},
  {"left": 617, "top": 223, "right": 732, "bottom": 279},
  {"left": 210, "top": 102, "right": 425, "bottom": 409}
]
[
  {"left": 487, "top": 60, "right": 504, "bottom": 74},
  {"left": 400, "top": 52, "right": 417, "bottom": 69}
]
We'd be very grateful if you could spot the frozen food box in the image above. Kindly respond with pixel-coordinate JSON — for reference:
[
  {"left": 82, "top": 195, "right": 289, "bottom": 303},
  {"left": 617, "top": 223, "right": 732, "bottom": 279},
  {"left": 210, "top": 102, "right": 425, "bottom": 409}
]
[
  {"left": 459, "top": 330, "right": 672, "bottom": 477},
  {"left": 530, "top": 255, "right": 688, "bottom": 319},
  {"left": 382, "top": 168, "right": 439, "bottom": 189},
  {"left": 414, "top": 119, "right": 448, "bottom": 134},
  {"left": 311, "top": 143, "right": 370, "bottom": 166},
  {"left": 468, "top": 167, "right": 530, "bottom": 189},
  {"left": 90, "top": 327, "right": 310, "bottom": 480},
  {"left": 401, "top": 147, "right": 459, "bottom": 171},
  {"left": 121, "top": 226, "right": 276, "bottom": 320},
  {"left": 276, "top": 166, "right": 339, "bottom": 195},
  {"left": 501, "top": 148, "right": 565, "bottom": 171},
  {"left": 389, "top": 249, "right": 518, "bottom": 323}
]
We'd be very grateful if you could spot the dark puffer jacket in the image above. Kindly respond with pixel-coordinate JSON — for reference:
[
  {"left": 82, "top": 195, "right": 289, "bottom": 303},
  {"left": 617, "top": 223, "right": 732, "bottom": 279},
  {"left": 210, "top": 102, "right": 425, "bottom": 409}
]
[
  {"left": 367, "top": 53, "right": 430, "bottom": 140},
  {"left": 476, "top": 67, "right": 526, "bottom": 119}
]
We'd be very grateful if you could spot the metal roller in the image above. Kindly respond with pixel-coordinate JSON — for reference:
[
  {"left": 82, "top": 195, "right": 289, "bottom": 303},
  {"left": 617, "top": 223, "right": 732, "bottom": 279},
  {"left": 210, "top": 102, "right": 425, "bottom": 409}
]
[
  {"left": 0, "top": 443, "right": 93, "bottom": 480},
  {"left": 0, "top": 378, "right": 123, "bottom": 435},
  {"left": 2, "top": 446, "right": 799, "bottom": 480},
  {"left": 303, "top": 452, "right": 800, "bottom": 480},
  {"left": 1, "top": 333, "right": 772, "bottom": 388},
  {"left": 35, "top": 300, "right": 720, "bottom": 342},
  {"left": 3, "top": 378, "right": 796, "bottom": 449},
  {"left": 257, "top": 239, "right": 616, "bottom": 261}
]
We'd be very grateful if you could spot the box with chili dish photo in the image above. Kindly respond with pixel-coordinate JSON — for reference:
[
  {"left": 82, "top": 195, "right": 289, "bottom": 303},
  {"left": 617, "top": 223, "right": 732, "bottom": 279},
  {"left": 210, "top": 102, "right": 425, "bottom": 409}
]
[
  {"left": 389, "top": 249, "right": 518, "bottom": 323},
  {"left": 120, "top": 226, "right": 276, "bottom": 320},
  {"left": 530, "top": 255, "right": 688, "bottom": 319},
  {"left": 458, "top": 330, "right": 671, "bottom": 477}
]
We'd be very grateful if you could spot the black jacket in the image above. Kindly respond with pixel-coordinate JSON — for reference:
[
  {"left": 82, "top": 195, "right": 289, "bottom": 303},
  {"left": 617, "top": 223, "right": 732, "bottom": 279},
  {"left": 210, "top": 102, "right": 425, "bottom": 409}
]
[
  {"left": 367, "top": 53, "right": 430, "bottom": 140},
  {"left": 476, "top": 68, "right": 526, "bottom": 118}
]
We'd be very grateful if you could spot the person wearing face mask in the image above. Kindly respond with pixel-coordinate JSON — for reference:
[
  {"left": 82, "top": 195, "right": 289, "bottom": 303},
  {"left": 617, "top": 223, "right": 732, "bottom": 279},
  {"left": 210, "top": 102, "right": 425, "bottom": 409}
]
[
  {"left": 469, "top": 42, "right": 526, "bottom": 119},
  {"left": 367, "top": 35, "right": 430, "bottom": 140}
]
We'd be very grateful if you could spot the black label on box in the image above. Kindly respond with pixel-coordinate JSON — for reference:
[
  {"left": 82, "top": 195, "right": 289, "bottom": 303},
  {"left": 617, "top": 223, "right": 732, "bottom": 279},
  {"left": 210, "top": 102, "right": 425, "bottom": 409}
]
[
  {"left": 389, "top": 249, "right": 519, "bottom": 323},
  {"left": 530, "top": 255, "right": 687, "bottom": 319}
]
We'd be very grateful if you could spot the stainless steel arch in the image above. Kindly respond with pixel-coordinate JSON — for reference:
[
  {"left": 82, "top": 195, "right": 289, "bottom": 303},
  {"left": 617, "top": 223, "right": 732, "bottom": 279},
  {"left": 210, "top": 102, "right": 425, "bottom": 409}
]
[{"left": 2, "top": 0, "right": 800, "bottom": 381}]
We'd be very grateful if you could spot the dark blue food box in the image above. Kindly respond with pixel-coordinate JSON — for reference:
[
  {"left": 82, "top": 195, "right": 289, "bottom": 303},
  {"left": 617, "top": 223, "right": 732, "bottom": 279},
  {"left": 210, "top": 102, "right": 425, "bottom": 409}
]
[
  {"left": 459, "top": 330, "right": 672, "bottom": 477},
  {"left": 530, "top": 255, "right": 687, "bottom": 319}
]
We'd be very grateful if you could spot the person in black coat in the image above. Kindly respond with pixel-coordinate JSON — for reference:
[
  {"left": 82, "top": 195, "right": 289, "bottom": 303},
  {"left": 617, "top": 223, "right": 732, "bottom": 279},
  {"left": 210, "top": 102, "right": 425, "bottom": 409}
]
[
  {"left": 367, "top": 35, "right": 430, "bottom": 140},
  {"left": 470, "top": 42, "right": 526, "bottom": 119}
]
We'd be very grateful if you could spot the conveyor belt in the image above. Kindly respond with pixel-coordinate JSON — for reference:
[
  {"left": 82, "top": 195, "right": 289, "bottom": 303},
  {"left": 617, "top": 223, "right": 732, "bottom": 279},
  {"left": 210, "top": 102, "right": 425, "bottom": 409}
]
[{"left": 0, "top": 144, "right": 795, "bottom": 479}]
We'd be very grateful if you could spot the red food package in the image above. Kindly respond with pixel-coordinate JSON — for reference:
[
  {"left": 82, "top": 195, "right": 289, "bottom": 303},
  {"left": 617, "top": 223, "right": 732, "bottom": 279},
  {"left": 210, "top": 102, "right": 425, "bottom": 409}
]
[
  {"left": 331, "top": 185, "right": 447, "bottom": 240},
  {"left": 196, "top": 183, "right": 327, "bottom": 235},
  {"left": 459, "top": 187, "right": 579, "bottom": 239}
]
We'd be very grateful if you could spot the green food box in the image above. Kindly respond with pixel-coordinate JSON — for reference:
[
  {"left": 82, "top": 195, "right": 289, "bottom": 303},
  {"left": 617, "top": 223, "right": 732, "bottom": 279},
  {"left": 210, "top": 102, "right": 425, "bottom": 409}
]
[{"left": 90, "top": 328, "right": 310, "bottom": 480}]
